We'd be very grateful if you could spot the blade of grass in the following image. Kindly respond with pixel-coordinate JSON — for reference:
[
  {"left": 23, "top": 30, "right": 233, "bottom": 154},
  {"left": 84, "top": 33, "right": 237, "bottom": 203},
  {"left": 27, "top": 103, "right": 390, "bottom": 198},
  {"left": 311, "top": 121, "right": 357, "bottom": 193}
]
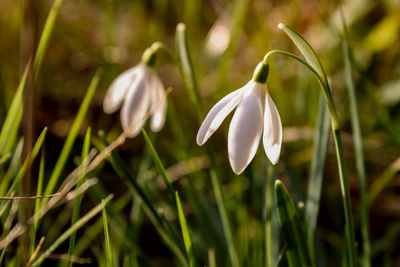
[
  {"left": 341, "top": 13, "right": 371, "bottom": 267},
  {"left": 67, "top": 127, "right": 91, "bottom": 267},
  {"left": 305, "top": 96, "right": 330, "bottom": 262},
  {"left": 273, "top": 243, "right": 288, "bottom": 267},
  {"left": 33, "top": 0, "right": 65, "bottom": 78},
  {"left": 43, "top": 69, "right": 102, "bottom": 197},
  {"left": 31, "top": 194, "right": 113, "bottom": 267},
  {"left": 175, "top": 191, "right": 196, "bottom": 267},
  {"left": 93, "top": 134, "right": 189, "bottom": 267},
  {"left": 0, "top": 139, "right": 24, "bottom": 196},
  {"left": 30, "top": 148, "right": 46, "bottom": 254},
  {"left": 175, "top": 23, "right": 203, "bottom": 118},
  {"left": 102, "top": 199, "right": 112, "bottom": 267},
  {"left": 176, "top": 23, "right": 239, "bottom": 267},
  {"left": 142, "top": 129, "right": 175, "bottom": 200},
  {"left": 5, "top": 128, "right": 47, "bottom": 197},
  {"left": 73, "top": 191, "right": 132, "bottom": 257},
  {"left": 0, "top": 64, "right": 29, "bottom": 155},
  {"left": 275, "top": 180, "right": 312, "bottom": 267}
]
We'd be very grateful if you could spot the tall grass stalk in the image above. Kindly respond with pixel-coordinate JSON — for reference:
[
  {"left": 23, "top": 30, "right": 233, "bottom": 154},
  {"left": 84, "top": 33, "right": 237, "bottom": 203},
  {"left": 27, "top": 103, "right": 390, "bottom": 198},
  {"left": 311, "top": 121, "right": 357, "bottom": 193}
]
[
  {"left": 67, "top": 128, "right": 91, "bottom": 267},
  {"left": 94, "top": 134, "right": 189, "bottom": 267},
  {"left": 102, "top": 200, "right": 113, "bottom": 267},
  {"left": 341, "top": 15, "right": 371, "bottom": 267},
  {"left": 176, "top": 23, "right": 240, "bottom": 267},
  {"left": 43, "top": 69, "right": 102, "bottom": 198},
  {"left": 305, "top": 96, "right": 330, "bottom": 262},
  {"left": 33, "top": 0, "right": 65, "bottom": 78}
]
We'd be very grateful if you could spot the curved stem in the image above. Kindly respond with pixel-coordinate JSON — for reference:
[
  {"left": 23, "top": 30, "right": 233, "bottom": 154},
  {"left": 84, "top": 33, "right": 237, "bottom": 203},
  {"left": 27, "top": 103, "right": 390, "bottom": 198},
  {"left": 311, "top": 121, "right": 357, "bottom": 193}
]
[
  {"left": 263, "top": 50, "right": 339, "bottom": 130},
  {"left": 264, "top": 49, "right": 357, "bottom": 266}
]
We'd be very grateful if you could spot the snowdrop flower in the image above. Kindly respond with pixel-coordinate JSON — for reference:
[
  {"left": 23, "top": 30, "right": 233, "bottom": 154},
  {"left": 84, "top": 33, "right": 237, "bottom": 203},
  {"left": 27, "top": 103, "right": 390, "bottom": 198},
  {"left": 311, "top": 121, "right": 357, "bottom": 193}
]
[
  {"left": 197, "top": 62, "right": 282, "bottom": 174},
  {"left": 103, "top": 43, "right": 167, "bottom": 138}
]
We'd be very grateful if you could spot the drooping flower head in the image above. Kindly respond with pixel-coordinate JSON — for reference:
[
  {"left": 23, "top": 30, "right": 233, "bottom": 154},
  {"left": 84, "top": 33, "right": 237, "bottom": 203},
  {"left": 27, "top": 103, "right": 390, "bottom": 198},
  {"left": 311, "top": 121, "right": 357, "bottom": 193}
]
[
  {"left": 197, "top": 62, "right": 282, "bottom": 174},
  {"left": 103, "top": 43, "right": 167, "bottom": 138}
]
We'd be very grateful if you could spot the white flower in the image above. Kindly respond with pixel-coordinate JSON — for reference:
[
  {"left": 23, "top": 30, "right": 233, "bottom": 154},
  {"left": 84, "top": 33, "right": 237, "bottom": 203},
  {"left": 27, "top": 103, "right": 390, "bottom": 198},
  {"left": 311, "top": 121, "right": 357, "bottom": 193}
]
[
  {"left": 196, "top": 63, "right": 282, "bottom": 174},
  {"left": 103, "top": 64, "right": 166, "bottom": 138}
]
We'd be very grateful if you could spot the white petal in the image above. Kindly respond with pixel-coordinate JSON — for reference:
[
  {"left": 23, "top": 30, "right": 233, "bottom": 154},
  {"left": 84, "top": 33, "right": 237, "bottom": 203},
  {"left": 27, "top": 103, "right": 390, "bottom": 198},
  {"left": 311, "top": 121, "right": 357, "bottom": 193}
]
[
  {"left": 228, "top": 82, "right": 263, "bottom": 174},
  {"left": 120, "top": 70, "right": 150, "bottom": 138},
  {"left": 103, "top": 65, "right": 142, "bottom": 114},
  {"left": 150, "top": 74, "right": 167, "bottom": 132},
  {"left": 196, "top": 84, "right": 249, "bottom": 146},
  {"left": 263, "top": 89, "right": 282, "bottom": 165}
]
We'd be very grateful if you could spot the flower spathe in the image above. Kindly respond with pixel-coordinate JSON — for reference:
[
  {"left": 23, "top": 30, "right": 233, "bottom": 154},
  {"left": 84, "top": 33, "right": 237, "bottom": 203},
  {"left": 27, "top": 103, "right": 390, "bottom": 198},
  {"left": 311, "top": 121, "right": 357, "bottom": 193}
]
[
  {"left": 196, "top": 62, "right": 282, "bottom": 174},
  {"left": 103, "top": 63, "right": 167, "bottom": 138}
]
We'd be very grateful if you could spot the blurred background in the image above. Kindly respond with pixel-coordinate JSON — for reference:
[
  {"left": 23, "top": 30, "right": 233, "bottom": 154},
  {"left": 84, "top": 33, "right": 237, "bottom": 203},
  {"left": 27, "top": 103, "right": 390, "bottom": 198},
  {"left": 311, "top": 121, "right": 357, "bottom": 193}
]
[{"left": 0, "top": 0, "right": 400, "bottom": 266}]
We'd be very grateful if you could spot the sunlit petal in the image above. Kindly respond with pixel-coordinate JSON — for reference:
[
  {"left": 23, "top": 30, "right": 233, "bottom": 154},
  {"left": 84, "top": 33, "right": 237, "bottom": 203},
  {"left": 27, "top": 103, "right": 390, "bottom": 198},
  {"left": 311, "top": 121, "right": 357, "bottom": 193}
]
[
  {"left": 263, "top": 89, "right": 282, "bottom": 165},
  {"left": 150, "top": 74, "right": 167, "bottom": 132},
  {"left": 103, "top": 65, "right": 142, "bottom": 114},
  {"left": 228, "top": 82, "right": 263, "bottom": 174},
  {"left": 196, "top": 84, "right": 248, "bottom": 146},
  {"left": 120, "top": 70, "right": 150, "bottom": 137}
]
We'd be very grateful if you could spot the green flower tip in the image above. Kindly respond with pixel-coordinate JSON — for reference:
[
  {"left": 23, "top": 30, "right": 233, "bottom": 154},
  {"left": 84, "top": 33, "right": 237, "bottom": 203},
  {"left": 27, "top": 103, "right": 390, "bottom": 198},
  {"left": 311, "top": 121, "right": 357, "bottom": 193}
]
[
  {"left": 141, "top": 45, "right": 158, "bottom": 67},
  {"left": 252, "top": 62, "right": 269, "bottom": 84},
  {"left": 275, "top": 179, "right": 283, "bottom": 188}
]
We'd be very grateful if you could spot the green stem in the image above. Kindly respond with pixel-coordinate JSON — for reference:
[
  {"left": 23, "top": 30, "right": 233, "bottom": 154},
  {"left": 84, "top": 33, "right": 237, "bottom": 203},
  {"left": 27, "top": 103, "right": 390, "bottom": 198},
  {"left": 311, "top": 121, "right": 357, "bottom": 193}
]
[
  {"left": 264, "top": 164, "right": 274, "bottom": 267},
  {"left": 333, "top": 129, "right": 357, "bottom": 267},
  {"left": 264, "top": 49, "right": 357, "bottom": 266},
  {"left": 210, "top": 170, "right": 240, "bottom": 267},
  {"left": 263, "top": 50, "right": 339, "bottom": 130}
]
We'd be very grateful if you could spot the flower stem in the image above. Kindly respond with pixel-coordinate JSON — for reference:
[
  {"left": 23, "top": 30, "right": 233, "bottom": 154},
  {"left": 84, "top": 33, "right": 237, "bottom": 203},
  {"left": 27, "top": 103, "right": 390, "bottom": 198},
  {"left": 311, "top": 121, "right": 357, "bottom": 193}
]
[{"left": 264, "top": 49, "right": 357, "bottom": 266}]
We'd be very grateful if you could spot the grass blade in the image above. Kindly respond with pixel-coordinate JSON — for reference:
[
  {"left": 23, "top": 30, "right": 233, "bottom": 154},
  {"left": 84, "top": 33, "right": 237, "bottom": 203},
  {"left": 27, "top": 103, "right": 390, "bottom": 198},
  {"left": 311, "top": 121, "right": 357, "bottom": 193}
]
[
  {"left": 0, "top": 65, "right": 29, "bottom": 155},
  {"left": 175, "top": 23, "right": 203, "bottom": 118},
  {"left": 93, "top": 133, "right": 189, "bottom": 267},
  {"left": 31, "top": 194, "right": 113, "bottom": 267},
  {"left": 30, "top": 148, "right": 46, "bottom": 254},
  {"left": 33, "top": 0, "right": 65, "bottom": 78},
  {"left": 5, "top": 127, "right": 47, "bottom": 197},
  {"left": 175, "top": 191, "right": 196, "bottom": 267},
  {"left": 142, "top": 129, "right": 175, "bottom": 200},
  {"left": 102, "top": 199, "right": 112, "bottom": 267},
  {"left": 67, "top": 127, "right": 91, "bottom": 267},
  {"left": 43, "top": 69, "right": 102, "bottom": 197},
  {"left": 341, "top": 13, "right": 371, "bottom": 267},
  {"left": 275, "top": 180, "right": 312, "bottom": 267},
  {"left": 305, "top": 96, "right": 330, "bottom": 261}
]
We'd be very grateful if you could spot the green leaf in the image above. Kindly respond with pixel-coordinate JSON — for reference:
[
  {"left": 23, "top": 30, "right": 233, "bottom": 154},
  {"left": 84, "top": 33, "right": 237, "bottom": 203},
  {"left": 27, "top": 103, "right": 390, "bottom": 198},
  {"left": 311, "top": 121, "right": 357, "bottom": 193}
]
[
  {"left": 0, "top": 64, "right": 29, "bottom": 155},
  {"left": 341, "top": 13, "right": 371, "bottom": 267},
  {"left": 278, "top": 23, "right": 326, "bottom": 82},
  {"left": 102, "top": 199, "right": 113, "bottom": 267},
  {"left": 175, "top": 23, "right": 203, "bottom": 118},
  {"left": 142, "top": 129, "right": 175, "bottom": 200},
  {"left": 5, "top": 127, "right": 47, "bottom": 197},
  {"left": 67, "top": 127, "right": 92, "bottom": 267},
  {"left": 33, "top": 0, "right": 65, "bottom": 77},
  {"left": 275, "top": 180, "right": 312, "bottom": 267},
  {"left": 176, "top": 191, "right": 196, "bottom": 267},
  {"left": 43, "top": 69, "right": 102, "bottom": 197},
  {"left": 305, "top": 95, "right": 330, "bottom": 262}
]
